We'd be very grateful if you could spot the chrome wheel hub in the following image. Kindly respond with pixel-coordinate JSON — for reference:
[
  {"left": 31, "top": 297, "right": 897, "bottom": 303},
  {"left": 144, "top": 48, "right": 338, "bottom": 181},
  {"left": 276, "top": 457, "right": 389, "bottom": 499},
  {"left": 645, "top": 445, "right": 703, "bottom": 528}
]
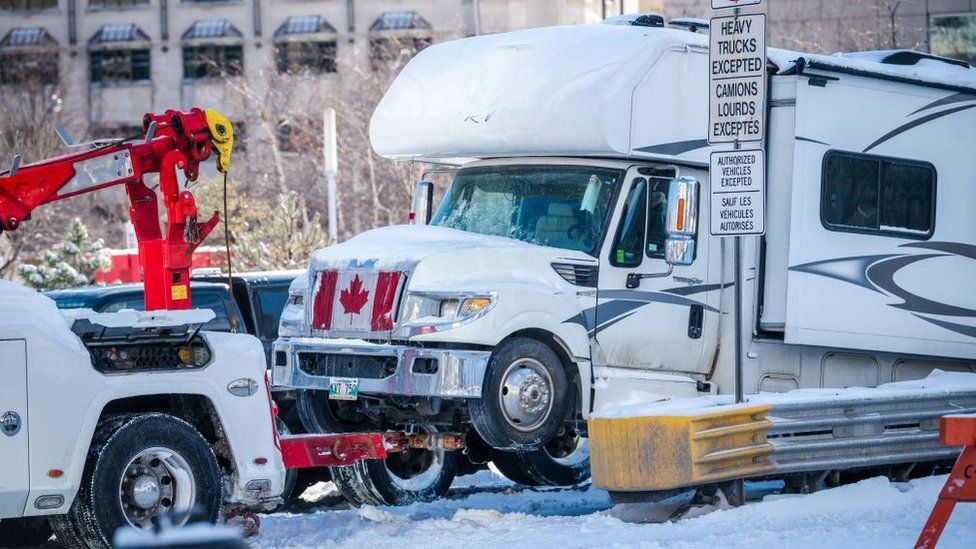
[
  {"left": 499, "top": 358, "right": 554, "bottom": 432},
  {"left": 119, "top": 447, "right": 195, "bottom": 529}
]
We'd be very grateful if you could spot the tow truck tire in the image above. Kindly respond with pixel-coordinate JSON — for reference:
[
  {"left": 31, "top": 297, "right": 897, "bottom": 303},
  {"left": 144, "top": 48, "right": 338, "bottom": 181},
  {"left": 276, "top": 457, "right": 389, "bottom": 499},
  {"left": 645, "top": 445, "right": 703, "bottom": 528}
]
[
  {"left": 330, "top": 427, "right": 460, "bottom": 507},
  {"left": 296, "top": 389, "right": 371, "bottom": 433},
  {"left": 470, "top": 337, "right": 569, "bottom": 451},
  {"left": 491, "top": 429, "right": 590, "bottom": 487},
  {"left": 0, "top": 517, "right": 53, "bottom": 548},
  {"left": 50, "top": 413, "right": 222, "bottom": 549}
]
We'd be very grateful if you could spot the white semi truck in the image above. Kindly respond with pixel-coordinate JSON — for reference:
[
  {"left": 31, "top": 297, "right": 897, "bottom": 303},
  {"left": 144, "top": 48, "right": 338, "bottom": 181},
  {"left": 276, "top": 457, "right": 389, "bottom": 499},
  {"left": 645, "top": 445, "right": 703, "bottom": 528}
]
[
  {"left": 274, "top": 16, "right": 976, "bottom": 502},
  {"left": 0, "top": 280, "right": 286, "bottom": 548}
]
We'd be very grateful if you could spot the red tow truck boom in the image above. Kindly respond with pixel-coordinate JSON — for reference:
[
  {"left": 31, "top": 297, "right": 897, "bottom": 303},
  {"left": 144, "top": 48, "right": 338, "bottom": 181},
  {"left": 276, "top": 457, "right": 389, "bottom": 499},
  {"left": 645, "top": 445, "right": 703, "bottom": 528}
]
[{"left": 0, "top": 108, "right": 233, "bottom": 310}]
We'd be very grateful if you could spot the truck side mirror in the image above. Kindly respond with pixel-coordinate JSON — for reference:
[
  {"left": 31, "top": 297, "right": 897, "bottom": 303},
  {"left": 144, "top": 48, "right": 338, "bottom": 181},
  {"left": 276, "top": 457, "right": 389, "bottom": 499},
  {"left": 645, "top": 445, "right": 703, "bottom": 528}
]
[
  {"left": 665, "top": 177, "right": 699, "bottom": 266},
  {"left": 411, "top": 180, "right": 434, "bottom": 225}
]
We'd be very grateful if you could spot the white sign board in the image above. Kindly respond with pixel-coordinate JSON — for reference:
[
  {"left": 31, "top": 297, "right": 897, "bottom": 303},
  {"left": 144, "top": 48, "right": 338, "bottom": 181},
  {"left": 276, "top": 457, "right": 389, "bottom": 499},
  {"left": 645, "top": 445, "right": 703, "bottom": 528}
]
[
  {"left": 708, "top": 13, "right": 766, "bottom": 144},
  {"left": 710, "top": 149, "right": 765, "bottom": 236},
  {"left": 712, "top": 0, "right": 763, "bottom": 9}
]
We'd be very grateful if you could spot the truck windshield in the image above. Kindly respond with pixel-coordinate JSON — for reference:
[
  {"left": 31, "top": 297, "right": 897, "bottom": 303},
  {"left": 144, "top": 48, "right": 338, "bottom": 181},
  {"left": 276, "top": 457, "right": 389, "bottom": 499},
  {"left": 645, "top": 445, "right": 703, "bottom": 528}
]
[{"left": 430, "top": 166, "right": 621, "bottom": 255}]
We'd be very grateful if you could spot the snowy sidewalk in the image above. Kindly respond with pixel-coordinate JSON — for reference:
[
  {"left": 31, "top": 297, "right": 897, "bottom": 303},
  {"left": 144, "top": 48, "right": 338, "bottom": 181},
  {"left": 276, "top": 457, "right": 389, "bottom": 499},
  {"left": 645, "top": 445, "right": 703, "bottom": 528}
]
[{"left": 254, "top": 471, "right": 976, "bottom": 548}]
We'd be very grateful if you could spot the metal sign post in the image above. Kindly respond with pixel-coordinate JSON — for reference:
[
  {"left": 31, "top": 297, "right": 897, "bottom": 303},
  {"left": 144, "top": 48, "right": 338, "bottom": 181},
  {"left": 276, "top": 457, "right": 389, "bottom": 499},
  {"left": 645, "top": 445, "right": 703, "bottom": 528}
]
[{"left": 710, "top": 0, "right": 766, "bottom": 507}]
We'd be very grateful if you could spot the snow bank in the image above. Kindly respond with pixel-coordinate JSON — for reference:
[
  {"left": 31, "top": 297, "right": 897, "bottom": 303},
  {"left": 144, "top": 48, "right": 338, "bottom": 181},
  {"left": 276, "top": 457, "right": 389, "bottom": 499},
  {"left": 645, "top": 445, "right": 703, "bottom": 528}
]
[
  {"left": 309, "top": 225, "right": 537, "bottom": 272},
  {"left": 255, "top": 470, "right": 976, "bottom": 548},
  {"left": 593, "top": 369, "right": 976, "bottom": 419},
  {"left": 0, "top": 279, "right": 85, "bottom": 352}
]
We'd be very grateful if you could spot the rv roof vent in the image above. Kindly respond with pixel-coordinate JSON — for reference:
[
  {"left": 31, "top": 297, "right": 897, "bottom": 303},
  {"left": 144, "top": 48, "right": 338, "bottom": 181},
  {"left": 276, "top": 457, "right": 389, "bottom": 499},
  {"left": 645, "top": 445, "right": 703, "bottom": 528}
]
[
  {"left": 838, "top": 49, "right": 971, "bottom": 69},
  {"left": 669, "top": 18, "right": 709, "bottom": 33}
]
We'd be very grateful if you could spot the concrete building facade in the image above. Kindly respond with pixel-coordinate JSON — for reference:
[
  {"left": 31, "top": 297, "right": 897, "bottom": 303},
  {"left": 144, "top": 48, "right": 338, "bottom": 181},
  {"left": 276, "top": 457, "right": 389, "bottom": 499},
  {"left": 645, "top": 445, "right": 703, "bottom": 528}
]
[{"left": 0, "top": 0, "right": 664, "bottom": 139}]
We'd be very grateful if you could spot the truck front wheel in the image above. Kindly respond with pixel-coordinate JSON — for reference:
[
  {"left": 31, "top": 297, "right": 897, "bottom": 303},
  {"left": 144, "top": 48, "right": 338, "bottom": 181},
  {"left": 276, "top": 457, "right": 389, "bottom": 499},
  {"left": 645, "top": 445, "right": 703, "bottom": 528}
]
[
  {"left": 50, "top": 413, "right": 222, "bottom": 549},
  {"left": 470, "top": 337, "right": 570, "bottom": 451}
]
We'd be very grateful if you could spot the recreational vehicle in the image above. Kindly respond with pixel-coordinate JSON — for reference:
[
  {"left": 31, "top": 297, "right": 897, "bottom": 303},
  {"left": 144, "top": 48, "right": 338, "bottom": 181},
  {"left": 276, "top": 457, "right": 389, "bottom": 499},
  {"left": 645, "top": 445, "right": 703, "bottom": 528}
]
[{"left": 273, "top": 17, "right": 976, "bottom": 503}]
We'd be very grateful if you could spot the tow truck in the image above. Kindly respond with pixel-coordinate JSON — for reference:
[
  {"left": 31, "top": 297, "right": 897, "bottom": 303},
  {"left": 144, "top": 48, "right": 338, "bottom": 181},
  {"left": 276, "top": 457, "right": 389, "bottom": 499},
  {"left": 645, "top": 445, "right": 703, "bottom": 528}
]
[{"left": 0, "top": 108, "right": 459, "bottom": 547}]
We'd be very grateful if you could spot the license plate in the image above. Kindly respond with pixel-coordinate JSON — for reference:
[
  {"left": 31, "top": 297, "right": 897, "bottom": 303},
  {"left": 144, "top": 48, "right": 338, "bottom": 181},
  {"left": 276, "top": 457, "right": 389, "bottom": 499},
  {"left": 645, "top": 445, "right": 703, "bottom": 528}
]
[{"left": 328, "top": 377, "right": 360, "bottom": 401}]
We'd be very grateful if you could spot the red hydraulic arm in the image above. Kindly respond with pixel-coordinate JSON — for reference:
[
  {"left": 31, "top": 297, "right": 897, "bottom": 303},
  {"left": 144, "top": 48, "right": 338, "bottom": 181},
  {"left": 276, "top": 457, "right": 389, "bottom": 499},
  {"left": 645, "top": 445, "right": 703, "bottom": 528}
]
[{"left": 0, "top": 107, "right": 234, "bottom": 310}]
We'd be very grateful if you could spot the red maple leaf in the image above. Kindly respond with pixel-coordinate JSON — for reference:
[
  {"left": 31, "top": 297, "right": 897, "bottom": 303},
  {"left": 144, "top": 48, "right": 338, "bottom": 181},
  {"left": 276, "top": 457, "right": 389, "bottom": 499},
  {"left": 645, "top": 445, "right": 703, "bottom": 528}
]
[{"left": 339, "top": 274, "right": 370, "bottom": 315}]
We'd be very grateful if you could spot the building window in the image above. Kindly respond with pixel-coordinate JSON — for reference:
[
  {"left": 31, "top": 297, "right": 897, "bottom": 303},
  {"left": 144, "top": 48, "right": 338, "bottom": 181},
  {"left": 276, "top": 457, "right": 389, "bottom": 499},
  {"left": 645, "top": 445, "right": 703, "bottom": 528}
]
[
  {"left": 930, "top": 14, "right": 976, "bottom": 66},
  {"left": 274, "top": 16, "right": 338, "bottom": 75},
  {"left": 181, "top": 20, "right": 244, "bottom": 80},
  {"left": 89, "top": 24, "right": 151, "bottom": 84},
  {"left": 89, "top": 0, "right": 149, "bottom": 8},
  {"left": 183, "top": 45, "right": 243, "bottom": 79},
  {"left": 368, "top": 11, "right": 432, "bottom": 70},
  {"left": 0, "top": 0, "right": 57, "bottom": 12},
  {"left": 91, "top": 49, "right": 150, "bottom": 83},
  {"left": 821, "top": 151, "right": 935, "bottom": 239},
  {"left": 0, "top": 27, "right": 59, "bottom": 86}
]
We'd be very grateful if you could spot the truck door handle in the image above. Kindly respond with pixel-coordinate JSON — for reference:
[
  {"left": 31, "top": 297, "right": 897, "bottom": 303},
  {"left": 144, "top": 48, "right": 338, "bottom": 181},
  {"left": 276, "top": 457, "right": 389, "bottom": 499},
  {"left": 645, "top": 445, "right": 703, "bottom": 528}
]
[{"left": 687, "top": 305, "right": 703, "bottom": 339}]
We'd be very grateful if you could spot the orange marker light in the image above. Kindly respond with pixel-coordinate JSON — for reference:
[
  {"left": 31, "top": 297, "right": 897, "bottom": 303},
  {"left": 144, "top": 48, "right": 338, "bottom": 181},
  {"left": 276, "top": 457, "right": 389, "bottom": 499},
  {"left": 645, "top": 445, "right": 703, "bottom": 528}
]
[
  {"left": 48, "top": 469, "right": 63, "bottom": 478},
  {"left": 676, "top": 198, "right": 686, "bottom": 232}
]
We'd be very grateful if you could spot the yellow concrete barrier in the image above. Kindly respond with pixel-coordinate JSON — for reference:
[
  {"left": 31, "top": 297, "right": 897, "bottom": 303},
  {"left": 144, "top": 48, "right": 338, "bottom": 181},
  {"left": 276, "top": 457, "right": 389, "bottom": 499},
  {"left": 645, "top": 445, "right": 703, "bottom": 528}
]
[{"left": 589, "top": 403, "right": 776, "bottom": 492}]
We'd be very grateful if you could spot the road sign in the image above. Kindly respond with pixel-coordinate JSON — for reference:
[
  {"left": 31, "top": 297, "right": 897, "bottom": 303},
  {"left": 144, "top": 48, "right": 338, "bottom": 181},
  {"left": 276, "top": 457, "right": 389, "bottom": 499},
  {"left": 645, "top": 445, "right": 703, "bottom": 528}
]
[
  {"left": 712, "top": 0, "right": 763, "bottom": 9},
  {"left": 708, "top": 13, "right": 766, "bottom": 144},
  {"left": 709, "top": 149, "right": 765, "bottom": 236}
]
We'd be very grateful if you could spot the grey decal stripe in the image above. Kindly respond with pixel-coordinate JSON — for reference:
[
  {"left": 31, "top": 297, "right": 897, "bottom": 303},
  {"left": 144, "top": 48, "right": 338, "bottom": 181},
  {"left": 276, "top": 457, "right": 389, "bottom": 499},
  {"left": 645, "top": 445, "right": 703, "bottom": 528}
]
[
  {"left": 913, "top": 314, "right": 976, "bottom": 339},
  {"left": 909, "top": 92, "right": 976, "bottom": 116},
  {"left": 599, "top": 289, "right": 718, "bottom": 312},
  {"left": 663, "top": 282, "right": 734, "bottom": 296},
  {"left": 790, "top": 254, "right": 900, "bottom": 294},
  {"left": 796, "top": 136, "right": 830, "bottom": 146},
  {"left": 635, "top": 139, "right": 709, "bottom": 156},
  {"left": 866, "top": 253, "right": 976, "bottom": 317},
  {"left": 864, "top": 103, "right": 976, "bottom": 152},
  {"left": 903, "top": 241, "right": 976, "bottom": 261}
]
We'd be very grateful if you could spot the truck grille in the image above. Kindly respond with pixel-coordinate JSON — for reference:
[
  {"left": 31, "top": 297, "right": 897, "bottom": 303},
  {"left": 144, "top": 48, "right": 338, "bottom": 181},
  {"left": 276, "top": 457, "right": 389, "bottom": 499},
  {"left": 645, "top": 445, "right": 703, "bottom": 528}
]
[
  {"left": 298, "top": 352, "right": 398, "bottom": 379},
  {"left": 551, "top": 262, "right": 599, "bottom": 287}
]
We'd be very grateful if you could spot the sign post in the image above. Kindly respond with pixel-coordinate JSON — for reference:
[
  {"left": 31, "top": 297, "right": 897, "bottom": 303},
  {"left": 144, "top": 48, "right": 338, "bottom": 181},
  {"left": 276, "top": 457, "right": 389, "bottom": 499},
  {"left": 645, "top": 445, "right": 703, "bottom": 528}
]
[{"left": 709, "top": 0, "right": 766, "bottom": 507}]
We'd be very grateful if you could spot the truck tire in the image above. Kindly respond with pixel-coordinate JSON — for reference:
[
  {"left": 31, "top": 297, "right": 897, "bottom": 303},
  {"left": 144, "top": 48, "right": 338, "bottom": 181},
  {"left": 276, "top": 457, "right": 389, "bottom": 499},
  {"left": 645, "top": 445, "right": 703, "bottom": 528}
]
[
  {"left": 0, "top": 517, "right": 53, "bottom": 548},
  {"left": 330, "top": 427, "right": 459, "bottom": 507},
  {"left": 50, "top": 413, "right": 222, "bottom": 549},
  {"left": 296, "top": 389, "right": 371, "bottom": 433},
  {"left": 469, "top": 337, "right": 570, "bottom": 451},
  {"left": 491, "top": 427, "right": 590, "bottom": 486}
]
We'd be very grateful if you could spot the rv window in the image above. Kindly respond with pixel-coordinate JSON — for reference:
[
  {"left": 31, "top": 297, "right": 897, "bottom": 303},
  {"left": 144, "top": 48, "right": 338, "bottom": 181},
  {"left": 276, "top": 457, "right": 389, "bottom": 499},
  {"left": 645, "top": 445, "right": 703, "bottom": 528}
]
[
  {"left": 610, "top": 178, "right": 647, "bottom": 268},
  {"left": 821, "top": 151, "right": 934, "bottom": 239}
]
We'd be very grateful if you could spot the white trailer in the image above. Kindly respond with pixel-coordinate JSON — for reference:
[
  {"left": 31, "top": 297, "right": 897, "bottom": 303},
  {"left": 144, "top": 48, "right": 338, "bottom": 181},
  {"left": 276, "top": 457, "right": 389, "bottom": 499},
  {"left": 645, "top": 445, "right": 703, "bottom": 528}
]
[{"left": 274, "top": 17, "right": 976, "bottom": 500}]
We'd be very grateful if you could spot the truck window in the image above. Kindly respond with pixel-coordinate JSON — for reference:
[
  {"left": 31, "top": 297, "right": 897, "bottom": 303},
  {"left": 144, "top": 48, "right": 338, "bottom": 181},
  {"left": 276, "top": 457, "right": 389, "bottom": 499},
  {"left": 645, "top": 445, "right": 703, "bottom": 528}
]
[
  {"left": 101, "top": 296, "right": 145, "bottom": 312},
  {"left": 645, "top": 179, "right": 671, "bottom": 258},
  {"left": 821, "top": 151, "right": 935, "bottom": 239},
  {"left": 253, "top": 286, "right": 289, "bottom": 339},
  {"left": 610, "top": 179, "right": 647, "bottom": 267},
  {"left": 431, "top": 166, "right": 621, "bottom": 256}
]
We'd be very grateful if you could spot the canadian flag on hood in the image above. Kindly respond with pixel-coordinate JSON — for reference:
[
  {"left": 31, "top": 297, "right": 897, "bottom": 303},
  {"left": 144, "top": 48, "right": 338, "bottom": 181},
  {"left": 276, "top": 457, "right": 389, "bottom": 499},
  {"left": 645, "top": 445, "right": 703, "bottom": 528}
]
[{"left": 311, "top": 269, "right": 400, "bottom": 332}]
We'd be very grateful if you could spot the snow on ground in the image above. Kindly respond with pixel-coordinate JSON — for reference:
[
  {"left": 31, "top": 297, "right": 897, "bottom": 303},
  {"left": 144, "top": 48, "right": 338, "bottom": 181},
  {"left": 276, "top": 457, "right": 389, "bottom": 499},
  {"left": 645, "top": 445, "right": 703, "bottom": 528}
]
[{"left": 255, "top": 470, "right": 976, "bottom": 549}]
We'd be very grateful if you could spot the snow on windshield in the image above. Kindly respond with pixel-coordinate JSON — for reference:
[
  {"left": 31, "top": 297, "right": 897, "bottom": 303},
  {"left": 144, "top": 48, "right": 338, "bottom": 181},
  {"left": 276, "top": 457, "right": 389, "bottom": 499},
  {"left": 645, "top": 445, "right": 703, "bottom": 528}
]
[{"left": 430, "top": 167, "right": 621, "bottom": 256}]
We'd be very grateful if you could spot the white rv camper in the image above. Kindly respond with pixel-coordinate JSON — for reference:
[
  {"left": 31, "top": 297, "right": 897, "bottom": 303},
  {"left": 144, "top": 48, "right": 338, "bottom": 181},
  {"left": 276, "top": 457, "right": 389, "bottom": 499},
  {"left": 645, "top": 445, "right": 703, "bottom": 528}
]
[{"left": 274, "top": 17, "right": 976, "bottom": 503}]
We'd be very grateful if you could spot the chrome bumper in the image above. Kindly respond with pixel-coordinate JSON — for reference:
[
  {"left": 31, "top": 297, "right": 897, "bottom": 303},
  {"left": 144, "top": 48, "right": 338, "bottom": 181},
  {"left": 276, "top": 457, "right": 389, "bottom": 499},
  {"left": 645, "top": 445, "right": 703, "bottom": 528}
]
[{"left": 272, "top": 338, "right": 491, "bottom": 399}]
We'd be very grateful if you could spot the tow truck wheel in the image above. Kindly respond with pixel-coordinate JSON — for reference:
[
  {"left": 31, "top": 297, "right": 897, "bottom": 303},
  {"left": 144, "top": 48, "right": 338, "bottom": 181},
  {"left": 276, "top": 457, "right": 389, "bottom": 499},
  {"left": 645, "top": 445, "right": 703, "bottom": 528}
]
[
  {"left": 470, "top": 337, "right": 569, "bottom": 451},
  {"left": 50, "top": 413, "right": 222, "bottom": 549},
  {"left": 491, "top": 427, "right": 590, "bottom": 486},
  {"left": 330, "top": 426, "right": 460, "bottom": 507},
  {"left": 0, "top": 517, "right": 53, "bottom": 548}
]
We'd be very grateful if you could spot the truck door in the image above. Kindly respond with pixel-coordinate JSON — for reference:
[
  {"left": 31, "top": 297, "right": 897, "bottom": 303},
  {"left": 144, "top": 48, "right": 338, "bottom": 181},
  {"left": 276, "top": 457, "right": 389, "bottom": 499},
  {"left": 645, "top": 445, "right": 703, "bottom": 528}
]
[
  {"left": 0, "top": 340, "right": 29, "bottom": 518},
  {"left": 595, "top": 169, "right": 716, "bottom": 375}
]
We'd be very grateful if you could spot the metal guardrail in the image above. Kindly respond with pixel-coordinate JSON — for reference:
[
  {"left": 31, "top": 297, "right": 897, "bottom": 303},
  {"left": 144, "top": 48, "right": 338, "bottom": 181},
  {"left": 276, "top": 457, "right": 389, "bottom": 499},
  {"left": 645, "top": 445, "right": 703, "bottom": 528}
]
[{"left": 765, "top": 389, "right": 976, "bottom": 475}]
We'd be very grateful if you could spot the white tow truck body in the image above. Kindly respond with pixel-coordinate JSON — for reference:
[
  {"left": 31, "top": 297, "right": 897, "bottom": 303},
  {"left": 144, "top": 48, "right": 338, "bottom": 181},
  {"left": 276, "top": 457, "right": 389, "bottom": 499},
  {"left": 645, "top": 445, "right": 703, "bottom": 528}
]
[
  {"left": 274, "top": 19, "right": 976, "bottom": 463},
  {"left": 0, "top": 280, "right": 285, "bottom": 527}
]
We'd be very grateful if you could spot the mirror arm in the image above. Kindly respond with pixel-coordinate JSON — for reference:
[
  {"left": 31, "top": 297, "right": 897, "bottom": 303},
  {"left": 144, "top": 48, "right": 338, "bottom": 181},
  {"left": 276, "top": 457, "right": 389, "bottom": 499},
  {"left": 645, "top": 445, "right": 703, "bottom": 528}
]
[{"left": 626, "top": 265, "right": 674, "bottom": 289}]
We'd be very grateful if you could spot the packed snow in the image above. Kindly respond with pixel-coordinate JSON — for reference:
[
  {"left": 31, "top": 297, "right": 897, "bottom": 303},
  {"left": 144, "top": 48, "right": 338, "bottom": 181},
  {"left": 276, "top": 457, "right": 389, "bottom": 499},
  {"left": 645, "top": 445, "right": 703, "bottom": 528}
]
[
  {"left": 0, "top": 279, "right": 86, "bottom": 352},
  {"left": 254, "top": 469, "right": 976, "bottom": 548}
]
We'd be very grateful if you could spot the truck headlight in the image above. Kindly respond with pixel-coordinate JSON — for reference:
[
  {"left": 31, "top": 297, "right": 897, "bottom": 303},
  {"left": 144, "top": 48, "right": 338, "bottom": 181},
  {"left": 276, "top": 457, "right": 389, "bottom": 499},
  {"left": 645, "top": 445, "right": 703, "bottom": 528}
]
[{"left": 396, "top": 292, "right": 495, "bottom": 335}]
